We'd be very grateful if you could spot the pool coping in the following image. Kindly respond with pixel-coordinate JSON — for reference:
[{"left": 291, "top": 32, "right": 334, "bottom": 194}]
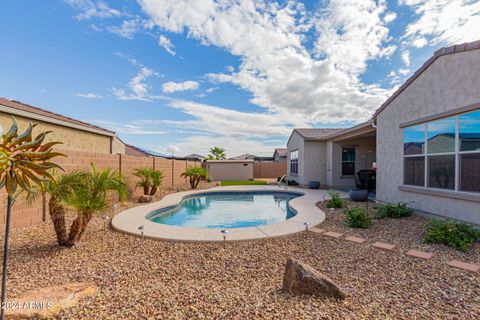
[{"left": 111, "top": 185, "right": 332, "bottom": 242}]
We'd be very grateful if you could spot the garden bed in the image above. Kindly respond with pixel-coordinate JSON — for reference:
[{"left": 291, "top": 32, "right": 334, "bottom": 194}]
[{"left": 317, "top": 199, "right": 480, "bottom": 264}]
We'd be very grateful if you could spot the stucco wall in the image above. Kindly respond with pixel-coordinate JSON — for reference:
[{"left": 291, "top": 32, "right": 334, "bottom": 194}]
[
  {"left": 112, "top": 136, "right": 126, "bottom": 154},
  {"left": 303, "top": 140, "right": 327, "bottom": 186},
  {"left": 206, "top": 162, "right": 253, "bottom": 181},
  {"left": 0, "top": 113, "right": 112, "bottom": 154},
  {"left": 287, "top": 131, "right": 305, "bottom": 184},
  {"left": 330, "top": 137, "right": 376, "bottom": 188},
  {"left": 376, "top": 50, "right": 480, "bottom": 225}
]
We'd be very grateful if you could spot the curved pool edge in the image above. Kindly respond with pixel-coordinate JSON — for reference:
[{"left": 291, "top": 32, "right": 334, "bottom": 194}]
[{"left": 111, "top": 185, "right": 330, "bottom": 242}]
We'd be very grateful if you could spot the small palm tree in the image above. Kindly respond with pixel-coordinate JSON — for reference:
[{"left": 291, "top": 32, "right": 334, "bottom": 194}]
[
  {"left": 133, "top": 168, "right": 152, "bottom": 195},
  {"left": 149, "top": 169, "right": 163, "bottom": 195},
  {"left": 133, "top": 167, "right": 163, "bottom": 195},
  {"left": 64, "top": 164, "right": 127, "bottom": 247},
  {"left": 207, "top": 146, "right": 226, "bottom": 160},
  {"left": 182, "top": 166, "right": 207, "bottom": 189}
]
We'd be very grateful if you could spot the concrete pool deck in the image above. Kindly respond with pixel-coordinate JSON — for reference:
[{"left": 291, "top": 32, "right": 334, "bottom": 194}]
[{"left": 112, "top": 185, "right": 344, "bottom": 242}]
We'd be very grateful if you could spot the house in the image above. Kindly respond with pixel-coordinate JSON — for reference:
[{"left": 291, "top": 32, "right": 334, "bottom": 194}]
[
  {"left": 287, "top": 39, "right": 480, "bottom": 225},
  {"left": 229, "top": 153, "right": 256, "bottom": 160},
  {"left": 373, "top": 40, "right": 480, "bottom": 225},
  {"left": 273, "top": 148, "right": 287, "bottom": 162},
  {"left": 0, "top": 98, "right": 125, "bottom": 154},
  {"left": 205, "top": 160, "right": 254, "bottom": 181},
  {"left": 185, "top": 153, "right": 204, "bottom": 161}
]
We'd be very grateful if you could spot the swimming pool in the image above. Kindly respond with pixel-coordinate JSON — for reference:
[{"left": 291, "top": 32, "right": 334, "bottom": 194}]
[{"left": 146, "top": 191, "right": 301, "bottom": 228}]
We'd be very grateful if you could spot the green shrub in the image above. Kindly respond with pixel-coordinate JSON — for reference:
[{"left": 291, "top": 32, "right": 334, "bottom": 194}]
[
  {"left": 344, "top": 207, "right": 372, "bottom": 228},
  {"left": 375, "top": 201, "right": 413, "bottom": 219},
  {"left": 325, "top": 189, "right": 344, "bottom": 208},
  {"left": 423, "top": 220, "right": 480, "bottom": 252}
]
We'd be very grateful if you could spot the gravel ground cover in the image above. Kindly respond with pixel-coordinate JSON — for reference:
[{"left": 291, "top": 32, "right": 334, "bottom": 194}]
[
  {"left": 2, "top": 192, "right": 479, "bottom": 319},
  {"left": 317, "top": 200, "right": 480, "bottom": 264}
]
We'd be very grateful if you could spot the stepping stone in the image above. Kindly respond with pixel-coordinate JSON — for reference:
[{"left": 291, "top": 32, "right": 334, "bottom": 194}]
[
  {"left": 345, "top": 236, "right": 366, "bottom": 244},
  {"left": 309, "top": 227, "right": 325, "bottom": 234},
  {"left": 372, "top": 242, "right": 396, "bottom": 251},
  {"left": 447, "top": 260, "right": 480, "bottom": 273},
  {"left": 323, "top": 231, "right": 343, "bottom": 238},
  {"left": 406, "top": 249, "right": 433, "bottom": 260}
]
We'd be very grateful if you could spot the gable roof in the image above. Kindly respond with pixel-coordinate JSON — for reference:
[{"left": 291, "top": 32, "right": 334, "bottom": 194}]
[
  {"left": 0, "top": 98, "right": 115, "bottom": 136},
  {"left": 273, "top": 148, "right": 287, "bottom": 157},
  {"left": 185, "top": 153, "right": 204, "bottom": 159},
  {"left": 229, "top": 153, "right": 256, "bottom": 160},
  {"left": 372, "top": 39, "right": 480, "bottom": 119}
]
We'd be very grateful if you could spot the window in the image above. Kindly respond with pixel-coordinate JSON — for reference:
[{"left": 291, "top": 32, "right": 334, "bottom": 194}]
[
  {"left": 290, "top": 150, "right": 298, "bottom": 175},
  {"left": 403, "top": 109, "right": 480, "bottom": 193},
  {"left": 342, "top": 147, "right": 355, "bottom": 176}
]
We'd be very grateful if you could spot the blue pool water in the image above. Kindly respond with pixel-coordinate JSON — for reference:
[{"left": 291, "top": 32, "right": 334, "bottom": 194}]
[{"left": 147, "top": 191, "right": 301, "bottom": 228}]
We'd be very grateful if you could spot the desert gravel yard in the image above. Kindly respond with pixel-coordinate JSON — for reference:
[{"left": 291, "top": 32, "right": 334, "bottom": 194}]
[{"left": 2, "top": 198, "right": 479, "bottom": 319}]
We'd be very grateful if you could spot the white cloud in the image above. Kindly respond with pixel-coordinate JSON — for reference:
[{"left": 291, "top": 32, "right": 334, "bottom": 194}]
[
  {"left": 400, "top": 0, "right": 480, "bottom": 48},
  {"left": 205, "top": 87, "right": 218, "bottom": 93},
  {"left": 107, "top": 19, "right": 142, "bottom": 39},
  {"left": 74, "top": 92, "right": 103, "bottom": 99},
  {"left": 113, "top": 67, "right": 154, "bottom": 101},
  {"left": 92, "top": 120, "right": 166, "bottom": 135},
  {"left": 139, "top": 0, "right": 397, "bottom": 126},
  {"left": 384, "top": 11, "right": 397, "bottom": 23},
  {"left": 401, "top": 51, "right": 411, "bottom": 66},
  {"left": 158, "top": 35, "right": 176, "bottom": 55},
  {"left": 64, "top": 0, "right": 123, "bottom": 20},
  {"left": 165, "top": 144, "right": 180, "bottom": 154},
  {"left": 162, "top": 80, "right": 199, "bottom": 93},
  {"left": 226, "top": 65, "right": 235, "bottom": 72}
]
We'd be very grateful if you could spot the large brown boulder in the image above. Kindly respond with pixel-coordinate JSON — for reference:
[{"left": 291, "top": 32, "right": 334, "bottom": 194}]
[
  {"left": 282, "top": 258, "right": 346, "bottom": 299},
  {"left": 5, "top": 283, "right": 97, "bottom": 319},
  {"left": 138, "top": 195, "right": 153, "bottom": 203}
]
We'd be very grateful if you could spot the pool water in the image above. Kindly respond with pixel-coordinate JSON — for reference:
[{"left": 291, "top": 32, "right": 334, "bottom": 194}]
[{"left": 147, "top": 192, "right": 301, "bottom": 228}]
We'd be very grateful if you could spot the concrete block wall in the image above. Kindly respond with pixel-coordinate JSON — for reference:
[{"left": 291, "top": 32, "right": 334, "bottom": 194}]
[
  {"left": 0, "top": 150, "right": 202, "bottom": 230},
  {"left": 253, "top": 162, "right": 287, "bottom": 179}
]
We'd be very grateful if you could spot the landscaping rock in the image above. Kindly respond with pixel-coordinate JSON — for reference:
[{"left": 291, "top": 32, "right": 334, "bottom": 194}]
[
  {"left": 282, "top": 258, "right": 346, "bottom": 299},
  {"left": 138, "top": 195, "right": 153, "bottom": 203},
  {"left": 5, "top": 283, "right": 97, "bottom": 319}
]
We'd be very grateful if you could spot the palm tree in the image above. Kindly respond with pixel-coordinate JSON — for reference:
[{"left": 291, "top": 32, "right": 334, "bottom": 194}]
[
  {"left": 207, "top": 146, "right": 226, "bottom": 160},
  {"left": 64, "top": 164, "right": 127, "bottom": 247},
  {"left": 133, "top": 167, "right": 163, "bottom": 195},
  {"left": 182, "top": 166, "right": 207, "bottom": 189},
  {"left": 0, "top": 117, "right": 64, "bottom": 320},
  {"left": 133, "top": 168, "right": 152, "bottom": 195},
  {"left": 149, "top": 169, "right": 163, "bottom": 195},
  {"left": 29, "top": 171, "right": 87, "bottom": 246}
]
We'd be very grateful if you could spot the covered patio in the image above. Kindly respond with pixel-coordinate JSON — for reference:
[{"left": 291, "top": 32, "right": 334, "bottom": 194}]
[{"left": 324, "top": 121, "right": 377, "bottom": 191}]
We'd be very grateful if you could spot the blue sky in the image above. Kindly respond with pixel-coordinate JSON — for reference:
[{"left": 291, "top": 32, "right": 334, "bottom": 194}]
[{"left": 1, "top": 0, "right": 479, "bottom": 157}]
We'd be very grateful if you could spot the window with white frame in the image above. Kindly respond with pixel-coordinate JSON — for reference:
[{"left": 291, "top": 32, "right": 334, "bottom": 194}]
[
  {"left": 403, "top": 109, "right": 480, "bottom": 192},
  {"left": 290, "top": 150, "right": 298, "bottom": 174}
]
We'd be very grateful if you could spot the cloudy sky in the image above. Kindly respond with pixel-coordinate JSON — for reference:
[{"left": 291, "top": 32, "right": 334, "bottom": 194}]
[{"left": 1, "top": 0, "right": 480, "bottom": 157}]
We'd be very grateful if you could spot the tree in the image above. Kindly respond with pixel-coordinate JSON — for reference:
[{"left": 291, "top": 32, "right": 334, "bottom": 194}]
[
  {"left": 133, "top": 167, "right": 163, "bottom": 196},
  {"left": 207, "top": 146, "right": 226, "bottom": 160},
  {"left": 64, "top": 164, "right": 127, "bottom": 247},
  {"left": 181, "top": 166, "right": 207, "bottom": 189},
  {"left": 0, "top": 118, "right": 64, "bottom": 320}
]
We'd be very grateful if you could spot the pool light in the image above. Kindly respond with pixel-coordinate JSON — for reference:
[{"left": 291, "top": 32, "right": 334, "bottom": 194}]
[
  {"left": 304, "top": 222, "right": 310, "bottom": 231},
  {"left": 138, "top": 225, "right": 145, "bottom": 239},
  {"left": 221, "top": 229, "right": 228, "bottom": 242}
]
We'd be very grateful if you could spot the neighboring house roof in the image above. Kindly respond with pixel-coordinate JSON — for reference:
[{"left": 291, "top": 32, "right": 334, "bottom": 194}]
[
  {"left": 125, "top": 144, "right": 152, "bottom": 157},
  {"left": 372, "top": 40, "right": 480, "bottom": 119},
  {"left": 185, "top": 153, "right": 204, "bottom": 160},
  {"left": 205, "top": 159, "right": 254, "bottom": 163},
  {"left": 229, "top": 153, "right": 256, "bottom": 160},
  {"left": 0, "top": 98, "right": 115, "bottom": 136},
  {"left": 273, "top": 148, "right": 287, "bottom": 157}
]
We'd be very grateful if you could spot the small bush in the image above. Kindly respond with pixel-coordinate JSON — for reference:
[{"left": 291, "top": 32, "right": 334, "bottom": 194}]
[
  {"left": 375, "top": 201, "right": 413, "bottom": 219},
  {"left": 423, "top": 220, "right": 480, "bottom": 252},
  {"left": 325, "top": 189, "right": 344, "bottom": 208},
  {"left": 344, "top": 207, "right": 372, "bottom": 228}
]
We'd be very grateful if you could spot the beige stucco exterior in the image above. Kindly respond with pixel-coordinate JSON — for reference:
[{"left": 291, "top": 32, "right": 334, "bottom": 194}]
[
  {"left": 376, "top": 50, "right": 480, "bottom": 225},
  {"left": 112, "top": 136, "right": 126, "bottom": 154},
  {"left": 205, "top": 160, "right": 254, "bottom": 181}
]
